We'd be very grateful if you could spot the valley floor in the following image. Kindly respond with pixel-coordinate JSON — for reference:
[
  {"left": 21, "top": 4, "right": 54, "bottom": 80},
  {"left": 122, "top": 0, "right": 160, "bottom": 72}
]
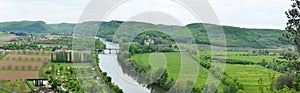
[{"left": 131, "top": 52, "right": 282, "bottom": 92}]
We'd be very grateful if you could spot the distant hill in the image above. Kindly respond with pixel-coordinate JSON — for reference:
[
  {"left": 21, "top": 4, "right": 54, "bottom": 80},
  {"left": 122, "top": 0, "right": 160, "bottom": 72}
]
[
  {"left": 48, "top": 23, "right": 75, "bottom": 32},
  {"left": 94, "top": 21, "right": 286, "bottom": 48},
  {"left": 0, "top": 21, "right": 52, "bottom": 33},
  {"left": 50, "top": 21, "right": 287, "bottom": 48},
  {"left": 0, "top": 20, "right": 286, "bottom": 48},
  {"left": 186, "top": 23, "right": 286, "bottom": 47}
]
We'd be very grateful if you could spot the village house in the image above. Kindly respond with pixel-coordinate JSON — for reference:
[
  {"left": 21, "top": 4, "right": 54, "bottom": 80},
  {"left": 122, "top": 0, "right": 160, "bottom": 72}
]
[{"left": 143, "top": 39, "right": 155, "bottom": 45}]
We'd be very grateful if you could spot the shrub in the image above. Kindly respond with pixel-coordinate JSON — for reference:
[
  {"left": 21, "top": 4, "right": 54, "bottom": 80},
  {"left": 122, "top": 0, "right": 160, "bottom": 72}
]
[{"left": 275, "top": 74, "right": 295, "bottom": 90}]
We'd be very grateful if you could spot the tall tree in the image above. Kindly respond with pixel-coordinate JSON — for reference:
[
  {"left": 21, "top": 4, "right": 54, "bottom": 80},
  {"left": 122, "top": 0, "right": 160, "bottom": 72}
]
[
  {"left": 281, "top": 0, "right": 300, "bottom": 54},
  {"left": 280, "top": 0, "right": 300, "bottom": 75}
]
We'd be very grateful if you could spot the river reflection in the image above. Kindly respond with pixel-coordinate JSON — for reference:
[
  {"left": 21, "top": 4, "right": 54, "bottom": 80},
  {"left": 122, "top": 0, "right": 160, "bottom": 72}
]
[{"left": 97, "top": 38, "right": 166, "bottom": 93}]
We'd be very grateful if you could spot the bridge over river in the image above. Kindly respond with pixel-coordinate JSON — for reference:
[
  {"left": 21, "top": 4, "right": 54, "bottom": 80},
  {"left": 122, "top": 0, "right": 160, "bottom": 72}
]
[
  {"left": 95, "top": 48, "right": 119, "bottom": 54},
  {"left": 97, "top": 38, "right": 165, "bottom": 93}
]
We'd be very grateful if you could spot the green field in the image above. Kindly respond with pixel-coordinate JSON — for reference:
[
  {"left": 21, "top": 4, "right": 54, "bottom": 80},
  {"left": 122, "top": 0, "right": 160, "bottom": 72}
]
[
  {"left": 224, "top": 64, "right": 281, "bottom": 93},
  {"left": 42, "top": 62, "right": 91, "bottom": 71},
  {"left": 0, "top": 88, "right": 10, "bottom": 93},
  {"left": 134, "top": 52, "right": 179, "bottom": 78},
  {"left": 0, "top": 32, "right": 11, "bottom": 36},
  {"left": 131, "top": 52, "right": 209, "bottom": 89},
  {"left": 228, "top": 55, "right": 279, "bottom": 63},
  {"left": 38, "top": 44, "right": 63, "bottom": 47},
  {"left": 131, "top": 52, "right": 283, "bottom": 92},
  {"left": 0, "top": 80, "right": 30, "bottom": 93},
  {"left": 200, "top": 50, "right": 280, "bottom": 63}
]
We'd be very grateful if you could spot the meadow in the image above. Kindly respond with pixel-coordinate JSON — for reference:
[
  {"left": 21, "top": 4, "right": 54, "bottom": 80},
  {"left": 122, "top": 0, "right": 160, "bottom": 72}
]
[
  {"left": 131, "top": 52, "right": 283, "bottom": 92},
  {"left": 131, "top": 52, "right": 209, "bottom": 89},
  {"left": 0, "top": 89, "right": 10, "bottom": 93},
  {"left": 200, "top": 50, "right": 281, "bottom": 63},
  {"left": 224, "top": 64, "right": 281, "bottom": 93},
  {"left": 0, "top": 80, "right": 30, "bottom": 93}
]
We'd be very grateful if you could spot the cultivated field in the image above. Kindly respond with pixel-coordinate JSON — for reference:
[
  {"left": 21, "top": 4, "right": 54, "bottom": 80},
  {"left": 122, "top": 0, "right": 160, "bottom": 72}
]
[
  {"left": 0, "top": 62, "right": 44, "bottom": 70},
  {"left": 0, "top": 32, "right": 17, "bottom": 47},
  {"left": 7, "top": 50, "right": 51, "bottom": 55},
  {"left": 224, "top": 64, "right": 282, "bottom": 93},
  {"left": 0, "top": 35, "right": 17, "bottom": 41},
  {"left": 0, "top": 71, "right": 39, "bottom": 80},
  {"left": 200, "top": 50, "right": 281, "bottom": 63},
  {"left": 131, "top": 52, "right": 284, "bottom": 92},
  {"left": 0, "top": 52, "right": 50, "bottom": 83},
  {"left": 0, "top": 32, "right": 17, "bottom": 41},
  {"left": 2, "top": 54, "right": 50, "bottom": 62}
]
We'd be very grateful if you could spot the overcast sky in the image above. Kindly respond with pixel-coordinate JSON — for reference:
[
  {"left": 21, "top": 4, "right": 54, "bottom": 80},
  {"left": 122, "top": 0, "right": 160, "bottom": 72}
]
[{"left": 0, "top": 0, "right": 291, "bottom": 29}]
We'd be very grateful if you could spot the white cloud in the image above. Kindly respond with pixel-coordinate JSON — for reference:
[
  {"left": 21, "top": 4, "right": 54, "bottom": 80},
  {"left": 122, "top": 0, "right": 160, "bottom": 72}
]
[
  {"left": 208, "top": 0, "right": 291, "bottom": 29},
  {"left": 103, "top": 0, "right": 200, "bottom": 26},
  {"left": 0, "top": 0, "right": 89, "bottom": 23}
]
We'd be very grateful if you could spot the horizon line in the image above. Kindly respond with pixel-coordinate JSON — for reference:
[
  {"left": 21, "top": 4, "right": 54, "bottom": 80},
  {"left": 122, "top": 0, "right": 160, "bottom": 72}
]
[{"left": 0, "top": 20, "right": 286, "bottom": 30}]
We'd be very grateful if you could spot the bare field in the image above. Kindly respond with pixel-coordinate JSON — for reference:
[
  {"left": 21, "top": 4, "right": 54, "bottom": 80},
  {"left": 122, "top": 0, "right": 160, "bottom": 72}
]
[
  {"left": 2, "top": 54, "right": 50, "bottom": 62},
  {"left": 0, "top": 71, "right": 38, "bottom": 80},
  {"left": 0, "top": 35, "right": 17, "bottom": 41}
]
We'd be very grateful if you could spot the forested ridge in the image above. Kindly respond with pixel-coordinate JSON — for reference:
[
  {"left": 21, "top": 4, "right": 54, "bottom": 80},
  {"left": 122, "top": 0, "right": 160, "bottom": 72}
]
[
  {"left": 96, "top": 21, "right": 286, "bottom": 48},
  {"left": 0, "top": 20, "right": 287, "bottom": 48},
  {"left": 0, "top": 21, "right": 52, "bottom": 33}
]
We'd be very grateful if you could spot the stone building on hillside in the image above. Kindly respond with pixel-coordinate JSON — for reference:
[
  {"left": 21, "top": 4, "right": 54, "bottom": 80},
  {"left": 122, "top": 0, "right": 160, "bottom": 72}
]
[{"left": 143, "top": 39, "right": 155, "bottom": 45}]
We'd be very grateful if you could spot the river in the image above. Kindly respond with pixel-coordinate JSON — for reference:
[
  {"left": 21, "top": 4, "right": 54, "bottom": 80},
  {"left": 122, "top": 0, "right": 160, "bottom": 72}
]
[{"left": 97, "top": 38, "right": 165, "bottom": 93}]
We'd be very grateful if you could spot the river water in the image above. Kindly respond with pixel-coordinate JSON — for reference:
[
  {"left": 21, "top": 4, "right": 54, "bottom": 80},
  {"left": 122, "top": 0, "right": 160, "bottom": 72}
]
[{"left": 97, "top": 38, "right": 165, "bottom": 93}]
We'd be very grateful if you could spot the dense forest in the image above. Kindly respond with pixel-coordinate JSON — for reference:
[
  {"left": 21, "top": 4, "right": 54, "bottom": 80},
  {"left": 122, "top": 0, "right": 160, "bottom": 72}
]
[
  {"left": 0, "top": 21, "right": 52, "bottom": 33},
  {"left": 96, "top": 21, "right": 287, "bottom": 48},
  {"left": 48, "top": 23, "right": 75, "bottom": 32},
  {"left": 0, "top": 20, "right": 287, "bottom": 48}
]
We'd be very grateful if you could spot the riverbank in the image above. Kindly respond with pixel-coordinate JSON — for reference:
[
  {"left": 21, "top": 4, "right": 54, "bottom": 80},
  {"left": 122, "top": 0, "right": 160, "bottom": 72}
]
[{"left": 97, "top": 38, "right": 154, "bottom": 93}]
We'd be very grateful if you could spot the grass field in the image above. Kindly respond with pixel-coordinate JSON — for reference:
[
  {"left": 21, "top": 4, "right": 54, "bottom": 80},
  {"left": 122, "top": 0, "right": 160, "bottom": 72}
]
[
  {"left": 131, "top": 52, "right": 283, "bottom": 92},
  {"left": 0, "top": 32, "right": 11, "bottom": 36},
  {"left": 200, "top": 50, "right": 280, "bottom": 63},
  {"left": 227, "top": 55, "right": 279, "bottom": 63},
  {"left": 131, "top": 52, "right": 209, "bottom": 89},
  {"left": 0, "top": 80, "right": 31, "bottom": 93},
  {"left": 0, "top": 88, "right": 10, "bottom": 93},
  {"left": 224, "top": 64, "right": 281, "bottom": 93}
]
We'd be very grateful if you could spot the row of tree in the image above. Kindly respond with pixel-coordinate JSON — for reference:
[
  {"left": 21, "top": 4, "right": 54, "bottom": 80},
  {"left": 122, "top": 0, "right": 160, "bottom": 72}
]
[
  {"left": 118, "top": 47, "right": 175, "bottom": 91},
  {"left": 2, "top": 43, "right": 39, "bottom": 50},
  {"left": 0, "top": 65, "right": 40, "bottom": 71},
  {"left": 260, "top": 59, "right": 290, "bottom": 73},
  {"left": 95, "top": 39, "right": 106, "bottom": 49},
  {"left": 267, "top": 0, "right": 300, "bottom": 92},
  {"left": 94, "top": 53, "right": 123, "bottom": 93},
  {"left": 51, "top": 51, "right": 72, "bottom": 62}
]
